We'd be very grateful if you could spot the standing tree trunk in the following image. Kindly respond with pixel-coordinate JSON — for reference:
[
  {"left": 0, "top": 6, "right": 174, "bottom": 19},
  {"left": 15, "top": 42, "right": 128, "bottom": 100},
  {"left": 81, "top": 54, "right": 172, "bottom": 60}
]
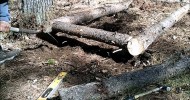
[{"left": 21, "top": 0, "right": 53, "bottom": 25}]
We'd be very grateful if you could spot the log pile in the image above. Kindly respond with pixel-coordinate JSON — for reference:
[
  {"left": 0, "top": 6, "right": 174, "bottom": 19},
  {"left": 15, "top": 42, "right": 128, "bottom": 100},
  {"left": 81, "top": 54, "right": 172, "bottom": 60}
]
[
  {"left": 52, "top": 3, "right": 190, "bottom": 56},
  {"left": 47, "top": 1, "right": 190, "bottom": 100}
]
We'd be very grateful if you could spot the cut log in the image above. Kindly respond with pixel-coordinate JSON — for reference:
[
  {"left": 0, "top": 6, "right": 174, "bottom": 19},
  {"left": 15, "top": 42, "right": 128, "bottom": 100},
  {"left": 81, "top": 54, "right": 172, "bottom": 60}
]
[
  {"left": 52, "top": 0, "right": 133, "bottom": 24},
  {"left": 127, "top": 4, "right": 190, "bottom": 56},
  {"left": 52, "top": 22, "right": 132, "bottom": 47},
  {"left": 58, "top": 54, "right": 190, "bottom": 100}
]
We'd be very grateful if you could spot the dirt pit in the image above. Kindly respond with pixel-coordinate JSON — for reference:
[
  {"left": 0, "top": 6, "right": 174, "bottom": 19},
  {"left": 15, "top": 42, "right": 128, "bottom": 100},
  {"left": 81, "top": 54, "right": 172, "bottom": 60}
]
[{"left": 0, "top": 1, "right": 190, "bottom": 100}]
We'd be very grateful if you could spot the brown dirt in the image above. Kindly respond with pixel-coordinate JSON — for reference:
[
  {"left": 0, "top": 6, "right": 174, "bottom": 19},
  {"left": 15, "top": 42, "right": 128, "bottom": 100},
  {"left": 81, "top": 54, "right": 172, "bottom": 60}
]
[{"left": 0, "top": 0, "right": 190, "bottom": 100}]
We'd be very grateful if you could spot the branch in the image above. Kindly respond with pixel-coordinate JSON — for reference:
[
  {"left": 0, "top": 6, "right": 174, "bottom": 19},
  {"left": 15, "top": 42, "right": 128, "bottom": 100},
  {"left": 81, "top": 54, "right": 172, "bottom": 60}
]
[{"left": 151, "top": 0, "right": 190, "bottom": 4}]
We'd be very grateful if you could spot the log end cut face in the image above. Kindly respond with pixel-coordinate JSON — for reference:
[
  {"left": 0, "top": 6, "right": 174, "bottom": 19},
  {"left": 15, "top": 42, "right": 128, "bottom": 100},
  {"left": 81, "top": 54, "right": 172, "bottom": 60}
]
[{"left": 127, "top": 38, "right": 144, "bottom": 56}]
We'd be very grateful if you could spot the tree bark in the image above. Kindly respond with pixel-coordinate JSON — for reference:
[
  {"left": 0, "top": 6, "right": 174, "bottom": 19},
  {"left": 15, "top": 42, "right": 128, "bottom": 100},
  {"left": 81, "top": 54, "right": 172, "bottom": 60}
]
[
  {"left": 52, "top": 22, "right": 132, "bottom": 47},
  {"left": 127, "top": 4, "right": 190, "bottom": 56},
  {"left": 22, "top": 0, "right": 53, "bottom": 25},
  {"left": 52, "top": 0, "right": 133, "bottom": 24},
  {"left": 58, "top": 54, "right": 190, "bottom": 100}
]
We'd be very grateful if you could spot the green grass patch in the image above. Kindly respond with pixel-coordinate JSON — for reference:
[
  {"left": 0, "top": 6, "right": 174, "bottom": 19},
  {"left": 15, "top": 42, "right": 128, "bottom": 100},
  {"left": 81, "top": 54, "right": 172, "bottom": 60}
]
[
  {"left": 47, "top": 58, "right": 56, "bottom": 65},
  {"left": 163, "top": 73, "right": 190, "bottom": 99}
]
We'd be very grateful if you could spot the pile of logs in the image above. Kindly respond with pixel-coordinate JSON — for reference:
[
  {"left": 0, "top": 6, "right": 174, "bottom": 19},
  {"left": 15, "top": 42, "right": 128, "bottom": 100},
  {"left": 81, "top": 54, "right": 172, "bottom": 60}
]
[
  {"left": 47, "top": 0, "right": 190, "bottom": 99},
  {"left": 52, "top": 1, "right": 189, "bottom": 56}
]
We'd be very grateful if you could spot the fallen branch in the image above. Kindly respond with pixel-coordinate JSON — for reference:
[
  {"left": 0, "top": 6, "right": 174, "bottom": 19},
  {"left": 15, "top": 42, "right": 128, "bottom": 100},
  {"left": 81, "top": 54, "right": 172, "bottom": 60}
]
[
  {"left": 52, "top": 0, "right": 133, "bottom": 24},
  {"left": 52, "top": 22, "right": 132, "bottom": 47},
  {"left": 127, "top": 4, "right": 190, "bottom": 56},
  {"left": 151, "top": 0, "right": 190, "bottom": 4},
  {"left": 58, "top": 54, "right": 190, "bottom": 100}
]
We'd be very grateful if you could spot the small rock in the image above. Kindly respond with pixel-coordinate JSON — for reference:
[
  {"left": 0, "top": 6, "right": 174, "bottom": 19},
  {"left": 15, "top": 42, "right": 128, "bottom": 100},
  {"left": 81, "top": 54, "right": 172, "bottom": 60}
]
[
  {"left": 175, "top": 87, "right": 182, "bottom": 94},
  {"left": 172, "top": 35, "right": 177, "bottom": 40},
  {"left": 80, "top": 29, "right": 83, "bottom": 32},
  {"left": 24, "top": 35, "right": 30, "bottom": 40},
  {"left": 27, "top": 96, "right": 32, "bottom": 99},
  {"left": 33, "top": 79, "right": 38, "bottom": 84},
  {"left": 55, "top": 60, "right": 59, "bottom": 65},
  {"left": 102, "top": 69, "right": 108, "bottom": 73},
  {"left": 95, "top": 77, "right": 101, "bottom": 81},
  {"left": 0, "top": 64, "right": 5, "bottom": 69},
  {"left": 44, "top": 76, "right": 51, "bottom": 81}
]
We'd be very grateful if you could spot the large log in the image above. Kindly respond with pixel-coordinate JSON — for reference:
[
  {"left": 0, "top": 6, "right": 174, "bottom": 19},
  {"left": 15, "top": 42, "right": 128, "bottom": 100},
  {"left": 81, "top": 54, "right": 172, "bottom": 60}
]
[
  {"left": 127, "top": 4, "right": 190, "bottom": 56},
  {"left": 58, "top": 54, "right": 190, "bottom": 100},
  {"left": 52, "top": 0, "right": 133, "bottom": 24},
  {"left": 52, "top": 22, "right": 132, "bottom": 47}
]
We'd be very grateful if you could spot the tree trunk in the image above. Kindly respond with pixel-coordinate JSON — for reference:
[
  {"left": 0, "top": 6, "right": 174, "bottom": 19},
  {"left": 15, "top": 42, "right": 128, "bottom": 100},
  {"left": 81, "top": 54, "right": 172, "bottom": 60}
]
[
  {"left": 52, "top": 0, "right": 133, "bottom": 24},
  {"left": 58, "top": 54, "right": 190, "bottom": 100},
  {"left": 127, "top": 4, "right": 190, "bottom": 56},
  {"left": 52, "top": 22, "right": 132, "bottom": 47},
  {"left": 22, "top": 0, "right": 53, "bottom": 25}
]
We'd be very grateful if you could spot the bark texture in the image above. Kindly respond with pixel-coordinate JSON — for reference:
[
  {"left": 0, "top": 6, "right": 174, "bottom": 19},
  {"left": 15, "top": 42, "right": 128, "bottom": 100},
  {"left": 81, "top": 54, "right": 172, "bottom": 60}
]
[
  {"left": 22, "top": 0, "right": 53, "bottom": 25},
  {"left": 52, "top": 22, "right": 132, "bottom": 47},
  {"left": 58, "top": 54, "right": 190, "bottom": 100},
  {"left": 127, "top": 4, "right": 190, "bottom": 56}
]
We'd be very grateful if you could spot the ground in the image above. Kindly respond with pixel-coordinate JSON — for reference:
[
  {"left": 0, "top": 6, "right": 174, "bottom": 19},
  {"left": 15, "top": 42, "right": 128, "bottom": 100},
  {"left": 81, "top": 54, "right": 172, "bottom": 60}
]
[{"left": 0, "top": 0, "right": 190, "bottom": 100}]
